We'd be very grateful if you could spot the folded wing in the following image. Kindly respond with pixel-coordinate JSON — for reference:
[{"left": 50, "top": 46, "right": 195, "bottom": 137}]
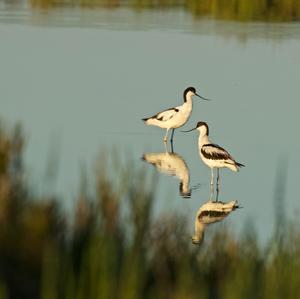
[
  {"left": 153, "top": 107, "right": 179, "bottom": 122},
  {"left": 201, "top": 144, "right": 233, "bottom": 161}
]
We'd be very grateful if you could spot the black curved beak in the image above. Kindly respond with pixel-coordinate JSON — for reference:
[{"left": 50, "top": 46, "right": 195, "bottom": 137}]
[
  {"left": 181, "top": 126, "right": 197, "bottom": 133},
  {"left": 195, "top": 93, "right": 211, "bottom": 101}
]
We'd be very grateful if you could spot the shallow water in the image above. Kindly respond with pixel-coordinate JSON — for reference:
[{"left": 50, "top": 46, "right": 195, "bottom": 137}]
[{"left": 1, "top": 2, "right": 300, "bottom": 243}]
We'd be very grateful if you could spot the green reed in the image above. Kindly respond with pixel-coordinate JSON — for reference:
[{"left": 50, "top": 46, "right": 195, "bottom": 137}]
[{"left": 0, "top": 123, "right": 300, "bottom": 299}]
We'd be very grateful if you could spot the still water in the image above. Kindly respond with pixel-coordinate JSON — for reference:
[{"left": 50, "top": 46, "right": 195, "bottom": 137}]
[{"left": 1, "top": 2, "right": 300, "bottom": 243}]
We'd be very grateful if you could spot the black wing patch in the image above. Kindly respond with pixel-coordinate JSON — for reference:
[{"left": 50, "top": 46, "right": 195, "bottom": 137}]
[
  {"left": 154, "top": 107, "right": 179, "bottom": 121},
  {"left": 198, "top": 210, "right": 229, "bottom": 218},
  {"left": 201, "top": 144, "right": 232, "bottom": 160}
]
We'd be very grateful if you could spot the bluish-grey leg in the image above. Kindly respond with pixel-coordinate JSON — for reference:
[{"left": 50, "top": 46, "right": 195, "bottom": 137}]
[
  {"left": 163, "top": 128, "right": 169, "bottom": 143},
  {"left": 170, "top": 129, "right": 175, "bottom": 143},
  {"left": 216, "top": 168, "right": 220, "bottom": 197}
]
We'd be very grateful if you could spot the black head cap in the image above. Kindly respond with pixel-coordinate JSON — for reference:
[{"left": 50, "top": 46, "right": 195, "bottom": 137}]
[
  {"left": 184, "top": 86, "right": 196, "bottom": 93},
  {"left": 179, "top": 182, "right": 191, "bottom": 198},
  {"left": 196, "top": 121, "right": 209, "bottom": 135},
  {"left": 183, "top": 87, "right": 196, "bottom": 101},
  {"left": 191, "top": 235, "right": 204, "bottom": 246}
]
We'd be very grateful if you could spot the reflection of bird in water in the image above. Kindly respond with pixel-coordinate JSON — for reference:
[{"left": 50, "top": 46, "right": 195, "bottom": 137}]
[
  {"left": 183, "top": 121, "right": 244, "bottom": 189},
  {"left": 142, "top": 151, "right": 191, "bottom": 198},
  {"left": 192, "top": 200, "right": 239, "bottom": 245},
  {"left": 142, "top": 87, "right": 211, "bottom": 145}
]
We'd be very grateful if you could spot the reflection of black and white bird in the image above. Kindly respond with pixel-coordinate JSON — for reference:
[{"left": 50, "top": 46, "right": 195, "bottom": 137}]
[
  {"left": 142, "top": 87, "right": 210, "bottom": 144},
  {"left": 184, "top": 121, "right": 245, "bottom": 186},
  {"left": 192, "top": 200, "right": 239, "bottom": 245},
  {"left": 141, "top": 151, "right": 191, "bottom": 198}
]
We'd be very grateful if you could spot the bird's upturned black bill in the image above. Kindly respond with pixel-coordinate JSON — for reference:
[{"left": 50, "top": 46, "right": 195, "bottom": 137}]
[
  {"left": 181, "top": 127, "right": 197, "bottom": 133},
  {"left": 195, "top": 93, "right": 212, "bottom": 101}
]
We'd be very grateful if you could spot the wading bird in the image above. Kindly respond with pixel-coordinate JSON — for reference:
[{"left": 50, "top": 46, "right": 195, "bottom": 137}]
[
  {"left": 192, "top": 200, "right": 239, "bottom": 245},
  {"left": 183, "top": 121, "right": 244, "bottom": 188},
  {"left": 142, "top": 87, "right": 210, "bottom": 144},
  {"left": 141, "top": 151, "right": 191, "bottom": 198}
]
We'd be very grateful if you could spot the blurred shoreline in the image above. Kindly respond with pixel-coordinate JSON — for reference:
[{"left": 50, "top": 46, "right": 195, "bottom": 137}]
[{"left": 1, "top": 0, "right": 300, "bottom": 23}]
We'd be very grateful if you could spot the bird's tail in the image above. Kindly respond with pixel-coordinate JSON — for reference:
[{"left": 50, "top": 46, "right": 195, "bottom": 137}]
[
  {"left": 236, "top": 162, "right": 245, "bottom": 168},
  {"left": 142, "top": 117, "right": 158, "bottom": 126}
]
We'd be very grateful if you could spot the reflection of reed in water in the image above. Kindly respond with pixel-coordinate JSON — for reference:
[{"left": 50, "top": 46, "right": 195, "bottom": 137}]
[
  {"left": 142, "top": 151, "right": 191, "bottom": 198},
  {"left": 28, "top": 0, "right": 300, "bottom": 22},
  {"left": 192, "top": 200, "right": 239, "bottom": 245},
  {"left": 1, "top": 122, "right": 299, "bottom": 298}
]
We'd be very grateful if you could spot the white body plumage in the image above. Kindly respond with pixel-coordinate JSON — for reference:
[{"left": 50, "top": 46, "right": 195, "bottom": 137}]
[
  {"left": 198, "top": 131, "right": 239, "bottom": 172},
  {"left": 142, "top": 151, "right": 191, "bottom": 198},
  {"left": 144, "top": 96, "right": 193, "bottom": 130},
  {"left": 142, "top": 87, "right": 210, "bottom": 143},
  {"left": 196, "top": 122, "right": 244, "bottom": 172},
  {"left": 183, "top": 121, "right": 244, "bottom": 186},
  {"left": 192, "top": 200, "right": 239, "bottom": 245}
]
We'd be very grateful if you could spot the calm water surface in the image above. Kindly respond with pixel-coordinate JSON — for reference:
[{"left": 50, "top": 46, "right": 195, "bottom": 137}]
[{"left": 1, "top": 2, "right": 300, "bottom": 242}]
